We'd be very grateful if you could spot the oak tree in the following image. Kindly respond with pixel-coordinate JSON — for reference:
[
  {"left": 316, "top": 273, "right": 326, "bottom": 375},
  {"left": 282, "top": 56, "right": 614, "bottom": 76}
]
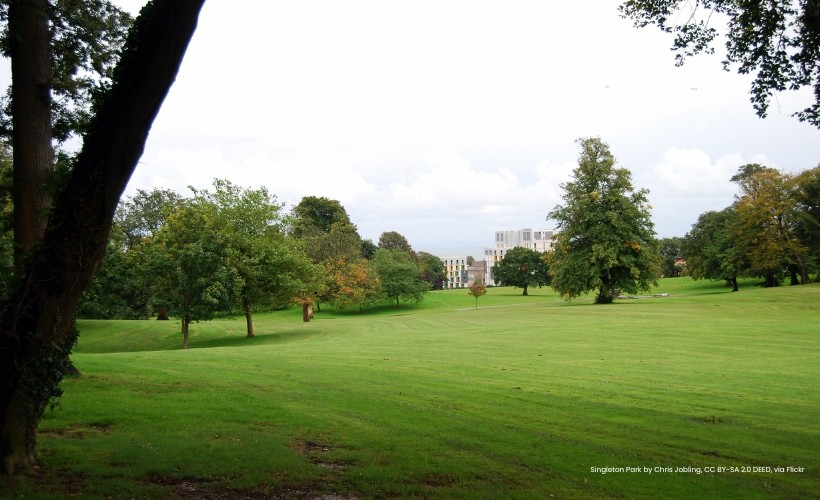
[
  {"left": 192, "top": 180, "right": 317, "bottom": 337},
  {"left": 491, "top": 247, "right": 550, "bottom": 296},
  {"left": 371, "top": 248, "right": 430, "bottom": 308},
  {"left": 682, "top": 207, "right": 743, "bottom": 291},
  {"left": 731, "top": 164, "right": 812, "bottom": 286},
  {"left": 548, "top": 137, "right": 661, "bottom": 303}
]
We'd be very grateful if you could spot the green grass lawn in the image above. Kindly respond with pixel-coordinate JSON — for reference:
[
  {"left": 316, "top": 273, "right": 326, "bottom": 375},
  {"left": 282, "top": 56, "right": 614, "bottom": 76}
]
[{"left": 3, "top": 278, "right": 818, "bottom": 499}]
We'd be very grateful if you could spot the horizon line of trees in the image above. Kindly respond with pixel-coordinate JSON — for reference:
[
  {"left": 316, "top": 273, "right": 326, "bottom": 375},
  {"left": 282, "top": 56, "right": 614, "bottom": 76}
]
[
  {"left": 491, "top": 139, "right": 819, "bottom": 302},
  {"left": 71, "top": 184, "right": 441, "bottom": 346},
  {"left": 678, "top": 163, "right": 819, "bottom": 290}
]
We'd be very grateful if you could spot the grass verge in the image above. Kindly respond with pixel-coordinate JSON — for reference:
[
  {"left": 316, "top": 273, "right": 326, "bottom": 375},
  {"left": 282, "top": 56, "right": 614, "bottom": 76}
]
[{"left": 2, "top": 278, "right": 818, "bottom": 499}]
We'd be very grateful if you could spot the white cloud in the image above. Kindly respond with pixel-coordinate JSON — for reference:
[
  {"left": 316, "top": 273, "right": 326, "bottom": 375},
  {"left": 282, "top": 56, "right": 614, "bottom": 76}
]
[{"left": 108, "top": 0, "right": 819, "bottom": 253}]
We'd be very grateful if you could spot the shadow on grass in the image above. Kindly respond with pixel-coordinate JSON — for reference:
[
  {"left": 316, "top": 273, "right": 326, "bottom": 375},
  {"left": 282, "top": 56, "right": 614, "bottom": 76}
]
[{"left": 189, "top": 328, "right": 325, "bottom": 350}]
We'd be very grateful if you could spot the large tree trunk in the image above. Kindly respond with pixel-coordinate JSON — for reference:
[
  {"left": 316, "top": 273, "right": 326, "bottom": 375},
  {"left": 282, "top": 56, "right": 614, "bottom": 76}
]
[
  {"left": 595, "top": 281, "right": 614, "bottom": 304},
  {"left": 156, "top": 306, "right": 170, "bottom": 320},
  {"left": 522, "top": 285, "right": 528, "bottom": 296},
  {"left": 244, "top": 302, "right": 254, "bottom": 338},
  {"left": 182, "top": 315, "right": 191, "bottom": 350},
  {"left": 0, "top": 0, "right": 206, "bottom": 475},
  {"left": 8, "top": 0, "right": 53, "bottom": 274}
]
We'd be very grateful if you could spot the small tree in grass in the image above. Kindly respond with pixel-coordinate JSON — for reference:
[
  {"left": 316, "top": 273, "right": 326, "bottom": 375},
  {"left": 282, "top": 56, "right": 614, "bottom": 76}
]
[{"left": 467, "top": 279, "right": 487, "bottom": 309}]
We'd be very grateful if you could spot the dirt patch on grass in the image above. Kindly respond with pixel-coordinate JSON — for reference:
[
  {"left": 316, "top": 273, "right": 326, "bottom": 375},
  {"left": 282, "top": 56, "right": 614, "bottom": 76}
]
[
  {"left": 292, "top": 439, "right": 355, "bottom": 471},
  {"left": 0, "top": 468, "right": 87, "bottom": 499},
  {"left": 39, "top": 422, "right": 113, "bottom": 439},
  {"left": 147, "top": 474, "right": 357, "bottom": 499},
  {"left": 147, "top": 475, "right": 266, "bottom": 499}
]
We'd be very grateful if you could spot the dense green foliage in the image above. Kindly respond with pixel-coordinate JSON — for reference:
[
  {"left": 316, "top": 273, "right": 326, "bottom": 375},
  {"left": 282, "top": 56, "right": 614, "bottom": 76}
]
[
  {"left": 0, "top": 1, "right": 133, "bottom": 141},
  {"left": 658, "top": 236, "right": 684, "bottom": 278},
  {"left": 377, "top": 230, "right": 414, "bottom": 254},
  {"left": 491, "top": 246, "right": 550, "bottom": 295},
  {"left": 683, "top": 164, "right": 819, "bottom": 288},
  {"left": 619, "top": 0, "right": 820, "bottom": 127},
  {"left": 2, "top": 279, "right": 817, "bottom": 498},
  {"left": 417, "top": 251, "right": 446, "bottom": 290},
  {"left": 290, "top": 196, "right": 353, "bottom": 237},
  {"left": 683, "top": 207, "right": 742, "bottom": 291},
  {"left": 371, "top": 248, "right": 430, "bottom": 308},
  {"left": 549, "top": 137, "right": 662, "bottom": 303}
]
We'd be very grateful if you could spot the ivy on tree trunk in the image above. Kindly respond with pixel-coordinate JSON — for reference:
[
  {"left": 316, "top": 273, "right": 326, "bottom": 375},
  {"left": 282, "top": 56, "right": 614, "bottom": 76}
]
[{"left": 0, "top": 0, "right": 206, "bottom": 475}]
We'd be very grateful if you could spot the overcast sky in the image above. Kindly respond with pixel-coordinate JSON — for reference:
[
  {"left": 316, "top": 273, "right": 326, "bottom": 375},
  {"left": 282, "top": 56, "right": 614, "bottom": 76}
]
[{"left": 11, "top": 1, "right": 820, "bottom": 258}]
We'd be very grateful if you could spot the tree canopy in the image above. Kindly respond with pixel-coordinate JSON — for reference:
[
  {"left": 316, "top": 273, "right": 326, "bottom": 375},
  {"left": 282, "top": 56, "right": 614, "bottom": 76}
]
[
  {"left": 683, "top": 207, "right": 743, "bottom": 291},
  {"left": 378, "top": 230, "right": 414, "bottom": 254},
  {"left": 731, "top": 164, "right": 814, "bottom": 286},
  {"left": 291, "top": 196, "right": 352, "bottom": 237},
  {"left": 467, "top": 279, "right": 487, "bottom": 309},
  {"left": 371, "top": 248, "right": 430, "bottom": 308},
  {"left": 548, "top": 137, "right": 661, "bottom": 303},
  {"left": 619, "top": 0, "right": 820, "bottom": 128},
  {"left": 491, "top": 247, "right": 550, "bottom": 296}
]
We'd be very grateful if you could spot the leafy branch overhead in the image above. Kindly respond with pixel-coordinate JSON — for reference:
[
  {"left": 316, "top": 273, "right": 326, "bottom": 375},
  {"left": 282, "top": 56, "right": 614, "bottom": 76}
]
[{"left": 619, "top": 0, "right": 820, "bottom": 127}]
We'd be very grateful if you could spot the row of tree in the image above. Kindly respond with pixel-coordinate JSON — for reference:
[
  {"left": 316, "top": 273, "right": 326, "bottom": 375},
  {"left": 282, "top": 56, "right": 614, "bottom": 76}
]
[
  {"left": 491, "top": 140, "right": 818, "bottom": 300},
  {"left": 78, "top": 186, "right": 439, "bottom": 347},
  {"left": 682, "top": 164, "right": 819, "bottom": 290}
]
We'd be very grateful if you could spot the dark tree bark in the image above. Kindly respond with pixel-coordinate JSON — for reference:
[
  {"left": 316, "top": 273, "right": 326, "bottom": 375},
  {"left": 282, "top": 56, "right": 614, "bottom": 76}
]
[
  {"left": 182, "top": 315, "right": 191, "bottom": 350},
  {"left": 244, "top": 301, "right": 254, "bottom": 338},
  {"left": 156, "top": 306, "right": 169, "bottom": 320},
  {"left": 0, "top": 0, "right": 206, "bottom": 475},
  {"left": 8, "top": 0, "right": 53, "bottom": 274}
]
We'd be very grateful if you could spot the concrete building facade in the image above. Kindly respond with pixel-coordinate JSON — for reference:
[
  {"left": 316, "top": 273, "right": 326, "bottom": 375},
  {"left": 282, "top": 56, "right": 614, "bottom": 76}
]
[
  {"left": 484, "top": 228, "right": 554, "bottom": 285},
  {"left": 441, "top": 257, "right": 486, "bottom": 289}
]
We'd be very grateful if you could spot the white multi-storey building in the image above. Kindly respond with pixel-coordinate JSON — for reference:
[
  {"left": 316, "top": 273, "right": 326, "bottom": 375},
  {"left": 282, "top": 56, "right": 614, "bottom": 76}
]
[
  {"left": 484, "top": 228, "right": 554, "bottom": 285},
  {"left": 440, "top": 257, "right": 486, "bottom": 289},
  {"left": 441, "top": 257, "right": 468, "bottom": 289}
]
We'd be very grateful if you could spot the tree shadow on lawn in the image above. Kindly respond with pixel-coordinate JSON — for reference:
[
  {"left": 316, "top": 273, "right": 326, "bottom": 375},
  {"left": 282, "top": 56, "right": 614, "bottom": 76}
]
[{"left": 188, "top": 328, "right": 324, "bottom": 350}]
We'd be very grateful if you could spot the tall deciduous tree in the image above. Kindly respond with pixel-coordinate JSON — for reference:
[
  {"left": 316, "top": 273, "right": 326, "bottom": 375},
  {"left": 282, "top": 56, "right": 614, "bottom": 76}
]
[
  {"left": 491, "top": 247, "right": 550, "bottom": 296},
  {"left": 115, "top": 187, "right": 183, "bottom": 249},
  {"left": 0, "top": 0, "right": 205, "bottom": 474},
  {"left": 378, "top": 230, "right": 414, "bottom": 254},
  {"left": 2, "top": 0, "right": 132, "bottom": 272},
  {"left": 326, "top": 257, "right": 380, "bottom": 312},
  {"left": 682, "top": 207, "right": 743, "bottom": 291},
  {"left": 150, "top": 201, "right": 242, "bottom": 349},
  {"left": 658, "top": 236, "right": 685, "bottom": 278},
  {"left": 417, "top": 251, "right": 446, "bottom": 290},
  {"left": 371, "top": 248, "right": 429, "bottom": 308},
  {"left": 548, "top": 137, "right": 661, "bottom": 304},
  {"left": 300, "top": 220, "right": 364, "bottom": 311},
  {"left": 619, "top": 0, "right": 820, "bottom": 127},
  {"left": 731, "top": 164, "right": 811, "bottom": 286},
  {"left": 793, "top": 166, "right": 820, "bottom": 279},
  {"left": 192, "top": 180, "right": 317, "bottom": 337},
  {"left": 291, "top": 196, "right": 352, "bottom": 237}
]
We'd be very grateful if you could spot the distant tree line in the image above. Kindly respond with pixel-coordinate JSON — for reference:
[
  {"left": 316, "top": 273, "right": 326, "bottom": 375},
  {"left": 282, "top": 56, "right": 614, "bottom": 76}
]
[
  {"left": 71, "top": 186, "right": 441, "bottom": 346},
  {"left": 681, "top": 164, "right": 819, "bottom": 290}
]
